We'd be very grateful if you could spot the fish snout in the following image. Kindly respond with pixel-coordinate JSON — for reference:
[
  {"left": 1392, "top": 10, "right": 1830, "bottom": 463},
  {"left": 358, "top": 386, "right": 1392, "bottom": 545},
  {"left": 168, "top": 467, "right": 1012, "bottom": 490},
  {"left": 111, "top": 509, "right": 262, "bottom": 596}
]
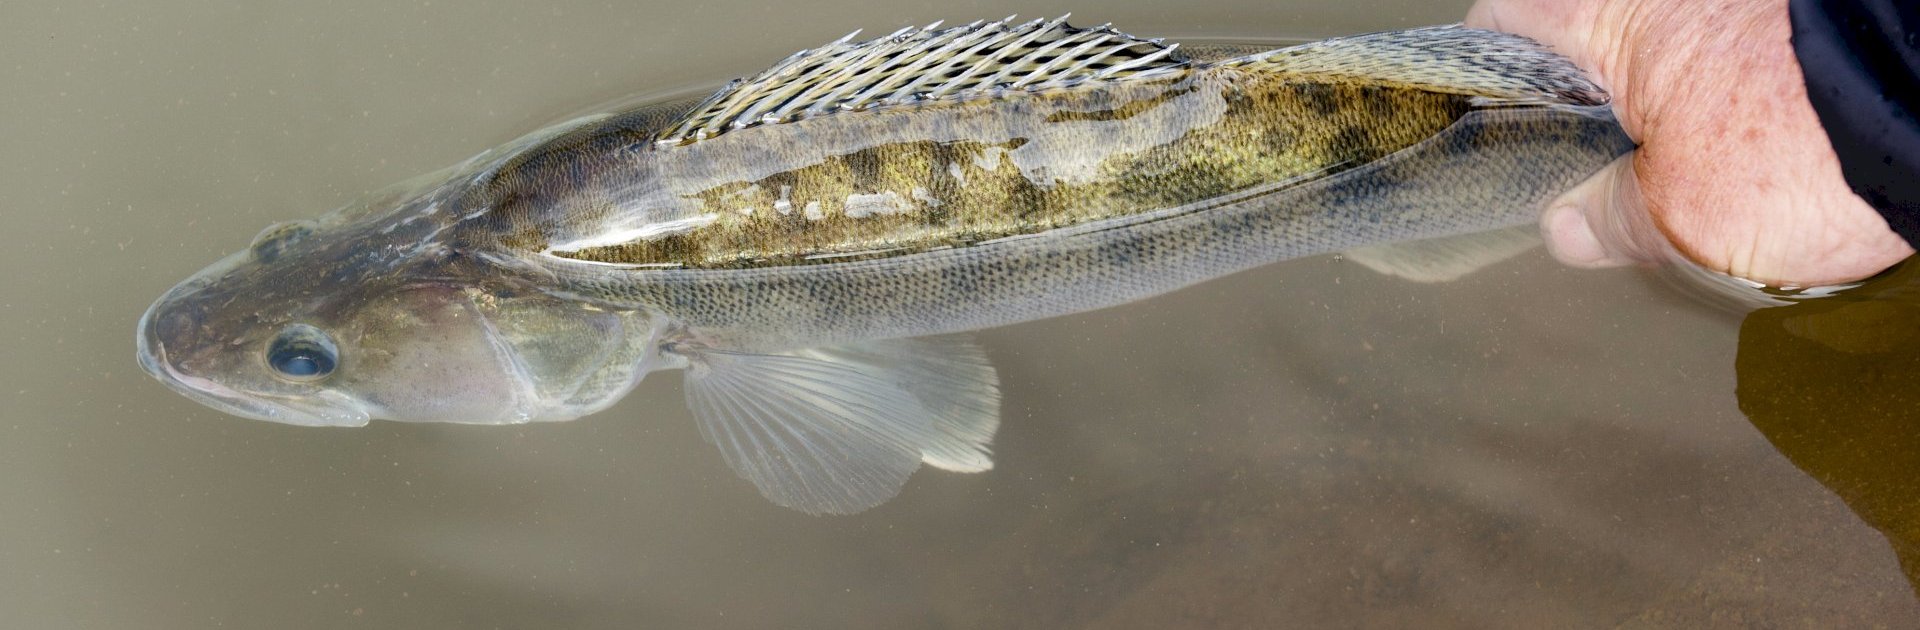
[
  {"left": 136, "top": 279, "right": 372, "bottom": 427},
  {"left": 136, "top": 281, "right": 202, "bottom": 386}
]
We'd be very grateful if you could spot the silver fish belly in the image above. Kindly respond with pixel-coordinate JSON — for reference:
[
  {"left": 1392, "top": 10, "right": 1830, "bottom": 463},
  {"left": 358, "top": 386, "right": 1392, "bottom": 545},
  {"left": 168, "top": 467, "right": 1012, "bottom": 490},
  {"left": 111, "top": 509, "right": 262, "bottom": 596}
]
[{"left": 138, "top": 19, "right": 1633, "bottom": 515}]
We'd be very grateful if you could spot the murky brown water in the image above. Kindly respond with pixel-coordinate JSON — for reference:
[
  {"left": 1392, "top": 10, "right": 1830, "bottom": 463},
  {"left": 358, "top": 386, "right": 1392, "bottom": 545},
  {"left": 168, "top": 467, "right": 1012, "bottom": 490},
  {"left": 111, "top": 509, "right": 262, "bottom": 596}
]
[{"left": 5, "top": 1, "right": 1918, "bottom": 628}]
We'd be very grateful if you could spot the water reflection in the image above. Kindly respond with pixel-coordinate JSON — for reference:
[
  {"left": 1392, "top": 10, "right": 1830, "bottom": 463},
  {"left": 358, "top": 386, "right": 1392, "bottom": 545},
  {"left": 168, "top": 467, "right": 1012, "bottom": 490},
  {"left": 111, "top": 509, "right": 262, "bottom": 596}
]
[{"left": 1736, "top": 257, "right": 1920, "bottom": 595}]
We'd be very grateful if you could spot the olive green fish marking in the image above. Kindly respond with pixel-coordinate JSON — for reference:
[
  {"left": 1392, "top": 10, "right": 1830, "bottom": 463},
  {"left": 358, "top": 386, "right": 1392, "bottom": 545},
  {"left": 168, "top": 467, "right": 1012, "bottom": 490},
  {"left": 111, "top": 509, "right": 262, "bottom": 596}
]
[
  {"left": 469, "top": 18, "right": 1592, "bottom": 271},
  {"left": 551, "top": 78, "right": 1468, "bottom": 269}
]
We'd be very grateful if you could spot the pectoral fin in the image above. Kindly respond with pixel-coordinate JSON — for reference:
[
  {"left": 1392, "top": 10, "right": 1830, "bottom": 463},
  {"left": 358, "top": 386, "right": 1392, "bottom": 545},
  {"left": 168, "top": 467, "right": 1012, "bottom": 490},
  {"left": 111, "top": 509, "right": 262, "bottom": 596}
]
[
  {"left": 1344, "top": 225, "right": 1541, "bottom": 282},
  {"left": 679, "top": 335, "right": 1001, "bottom": 515}
]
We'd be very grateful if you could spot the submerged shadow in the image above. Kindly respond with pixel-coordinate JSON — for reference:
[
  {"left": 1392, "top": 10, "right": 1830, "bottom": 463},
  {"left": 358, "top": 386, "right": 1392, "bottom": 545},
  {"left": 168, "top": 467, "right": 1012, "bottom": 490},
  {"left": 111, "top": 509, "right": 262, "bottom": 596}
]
[{"left": 1736, "top": 258, "right": 1920, "bottom": 595}]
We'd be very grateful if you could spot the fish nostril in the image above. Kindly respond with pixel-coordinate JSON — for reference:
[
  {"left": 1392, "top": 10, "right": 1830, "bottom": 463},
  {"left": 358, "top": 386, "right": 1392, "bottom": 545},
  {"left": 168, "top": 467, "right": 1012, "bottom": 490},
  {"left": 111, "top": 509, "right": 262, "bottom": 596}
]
[{"left": 158, "top": 310, "right": 197, "bottom": 345}]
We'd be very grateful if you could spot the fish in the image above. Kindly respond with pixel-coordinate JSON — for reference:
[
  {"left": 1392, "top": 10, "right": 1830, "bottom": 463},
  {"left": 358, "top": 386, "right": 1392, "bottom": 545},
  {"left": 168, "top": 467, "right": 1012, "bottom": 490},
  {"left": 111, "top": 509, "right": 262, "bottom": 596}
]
[{"left": 137, "top": 18, "right": 1635, "bottom": 515}]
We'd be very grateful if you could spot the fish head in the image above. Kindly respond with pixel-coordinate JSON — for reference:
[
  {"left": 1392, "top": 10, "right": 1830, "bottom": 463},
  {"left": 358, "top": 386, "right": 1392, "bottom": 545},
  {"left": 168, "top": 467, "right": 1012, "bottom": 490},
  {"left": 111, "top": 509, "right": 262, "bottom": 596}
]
[{"left": 140, "top": 204, "right": 662, "bottom": 427}]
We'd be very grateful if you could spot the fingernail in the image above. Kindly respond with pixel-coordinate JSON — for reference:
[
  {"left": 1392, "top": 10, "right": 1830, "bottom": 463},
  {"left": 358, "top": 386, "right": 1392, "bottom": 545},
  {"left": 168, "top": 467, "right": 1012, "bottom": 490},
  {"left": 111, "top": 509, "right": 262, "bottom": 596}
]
[{"left": 1542, "top": 202, "right": 1632, "bottom": 268}]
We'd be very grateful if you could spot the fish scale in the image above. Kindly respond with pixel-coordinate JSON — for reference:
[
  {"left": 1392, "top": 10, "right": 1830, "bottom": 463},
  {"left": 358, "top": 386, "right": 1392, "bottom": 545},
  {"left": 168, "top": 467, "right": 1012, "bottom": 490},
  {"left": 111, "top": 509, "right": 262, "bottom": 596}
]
[{"left": 518, "top": 78, "right": 1468, "bottom": 270}]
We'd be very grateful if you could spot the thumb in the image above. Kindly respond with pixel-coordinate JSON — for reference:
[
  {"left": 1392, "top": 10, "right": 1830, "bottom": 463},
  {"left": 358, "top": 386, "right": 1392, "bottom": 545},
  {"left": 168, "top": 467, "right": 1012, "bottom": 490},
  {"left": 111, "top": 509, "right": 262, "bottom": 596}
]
[
  {"left": 1539, "top": 153, "right": 1674, "bottom": 269},
  {"left": 1546, "top": 155, "right": 1834, "bottom": 311}
]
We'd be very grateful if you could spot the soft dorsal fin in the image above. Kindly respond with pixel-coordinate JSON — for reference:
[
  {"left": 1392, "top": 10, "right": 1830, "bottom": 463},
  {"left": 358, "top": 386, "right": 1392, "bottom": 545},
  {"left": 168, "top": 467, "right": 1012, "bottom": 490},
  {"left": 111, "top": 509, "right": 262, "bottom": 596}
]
[
  {"left": 1218, "top": 25, "right": 1608, "bottom": 105},
  {"left": 656, "top": 15, "right": 1189, "bottom": 145}
]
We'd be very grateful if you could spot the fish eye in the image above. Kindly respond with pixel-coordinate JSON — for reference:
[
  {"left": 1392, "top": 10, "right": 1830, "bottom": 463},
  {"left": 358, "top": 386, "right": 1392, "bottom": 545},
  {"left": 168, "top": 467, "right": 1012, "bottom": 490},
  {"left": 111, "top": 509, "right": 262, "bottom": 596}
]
[{"left": 266, "top": 324, "right": 337, "bottom": 381}]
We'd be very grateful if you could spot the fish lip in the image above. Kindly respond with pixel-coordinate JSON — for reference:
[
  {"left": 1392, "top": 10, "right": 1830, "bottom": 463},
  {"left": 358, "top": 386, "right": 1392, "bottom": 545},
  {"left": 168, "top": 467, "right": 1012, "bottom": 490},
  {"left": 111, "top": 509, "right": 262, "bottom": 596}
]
[{"left": 136, "top": 288, "right": 371, "bottom": 428}]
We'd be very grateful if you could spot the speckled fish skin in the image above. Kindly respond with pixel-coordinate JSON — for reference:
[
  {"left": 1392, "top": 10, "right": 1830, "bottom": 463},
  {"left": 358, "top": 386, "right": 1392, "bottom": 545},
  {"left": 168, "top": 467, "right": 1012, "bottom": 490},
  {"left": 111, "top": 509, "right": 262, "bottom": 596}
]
[
  {"left": 138, "top": 20, "right": 1634, "bottom": 514},
  {"left": 462, "top": 24, "right": 1629, "bottom": 350}
]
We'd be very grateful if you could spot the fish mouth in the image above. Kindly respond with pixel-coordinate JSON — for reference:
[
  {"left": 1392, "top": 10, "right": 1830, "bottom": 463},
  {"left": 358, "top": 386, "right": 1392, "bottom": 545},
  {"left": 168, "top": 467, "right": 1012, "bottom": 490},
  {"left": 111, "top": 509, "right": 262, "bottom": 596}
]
[{"left": 136, "top": 289, "right": 371, "bottom": 427}]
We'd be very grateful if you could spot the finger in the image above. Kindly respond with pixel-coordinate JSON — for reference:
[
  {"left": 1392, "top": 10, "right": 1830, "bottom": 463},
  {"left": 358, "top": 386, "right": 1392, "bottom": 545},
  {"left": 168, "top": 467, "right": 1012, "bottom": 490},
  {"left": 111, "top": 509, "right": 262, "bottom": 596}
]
[
  {"left": 1463, "top": 0, "right": 1611, "bottom": 88},
  {"left": 1464, "top": 0, "right": 1562, "bottom": 32},
  {"left": 1538, "top": 153, "right": 1675, "bottom": 269}
]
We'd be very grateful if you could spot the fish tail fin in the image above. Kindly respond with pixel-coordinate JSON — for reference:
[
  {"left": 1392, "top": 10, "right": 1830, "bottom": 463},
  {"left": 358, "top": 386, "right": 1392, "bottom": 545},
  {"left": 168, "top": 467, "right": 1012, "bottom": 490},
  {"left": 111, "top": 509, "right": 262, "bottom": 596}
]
[{"left": 1211, "top": 25, "right": 1608, "bottom": 106}]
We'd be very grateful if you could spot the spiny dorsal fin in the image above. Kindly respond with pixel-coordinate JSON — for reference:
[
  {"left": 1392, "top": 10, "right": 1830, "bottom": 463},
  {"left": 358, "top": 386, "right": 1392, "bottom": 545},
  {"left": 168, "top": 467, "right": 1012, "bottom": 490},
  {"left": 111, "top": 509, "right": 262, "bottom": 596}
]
[
  {"left": 657, "top": 15, "right": 1189, "bottom": 145},
  {"left": 1219, "top": 25, "right": 1608, "bottom": 105}
]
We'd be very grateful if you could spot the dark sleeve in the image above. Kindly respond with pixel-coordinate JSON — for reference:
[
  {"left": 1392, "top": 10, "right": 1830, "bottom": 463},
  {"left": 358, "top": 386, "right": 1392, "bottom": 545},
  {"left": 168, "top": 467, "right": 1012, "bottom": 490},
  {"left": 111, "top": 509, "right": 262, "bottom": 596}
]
[{"left": 1789, "top": 0, "right": 1920, "bottom": 247}]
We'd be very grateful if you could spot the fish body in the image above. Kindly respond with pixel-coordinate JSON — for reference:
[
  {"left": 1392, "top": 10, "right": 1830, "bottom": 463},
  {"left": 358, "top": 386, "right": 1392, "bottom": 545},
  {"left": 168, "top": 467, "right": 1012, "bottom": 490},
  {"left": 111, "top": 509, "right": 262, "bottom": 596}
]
[{"left": 139, "top": 20, "right": 1633, "bottom": 513}]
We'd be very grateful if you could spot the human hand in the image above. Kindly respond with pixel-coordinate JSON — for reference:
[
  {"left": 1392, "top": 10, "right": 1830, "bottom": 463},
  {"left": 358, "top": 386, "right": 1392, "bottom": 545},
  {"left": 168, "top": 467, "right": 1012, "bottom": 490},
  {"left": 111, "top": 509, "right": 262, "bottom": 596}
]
[{"left": 1466, "top": 0, "right": 1914, "bottom": 287}]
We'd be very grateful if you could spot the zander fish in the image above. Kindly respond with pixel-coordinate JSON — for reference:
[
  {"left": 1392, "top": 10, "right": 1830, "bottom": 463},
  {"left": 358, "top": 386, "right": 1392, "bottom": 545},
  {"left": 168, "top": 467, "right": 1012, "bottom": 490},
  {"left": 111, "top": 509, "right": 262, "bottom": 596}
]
[{"left": 137, "top": 18, "right": 1633, "bottom": 514}]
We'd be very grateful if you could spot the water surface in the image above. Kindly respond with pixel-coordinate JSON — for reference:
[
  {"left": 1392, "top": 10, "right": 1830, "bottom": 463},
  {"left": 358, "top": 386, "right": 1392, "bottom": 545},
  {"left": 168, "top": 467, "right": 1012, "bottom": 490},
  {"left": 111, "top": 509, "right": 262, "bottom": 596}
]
[{"left": 4, "top": 0, "right": 1917, "bottom": 627}]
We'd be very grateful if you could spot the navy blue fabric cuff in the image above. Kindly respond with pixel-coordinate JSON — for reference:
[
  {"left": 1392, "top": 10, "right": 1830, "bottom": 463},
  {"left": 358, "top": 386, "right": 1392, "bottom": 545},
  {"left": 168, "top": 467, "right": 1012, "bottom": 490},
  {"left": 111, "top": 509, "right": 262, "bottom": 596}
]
[{"left": 1790, "top": 0, "right": 1920, "bottom": 247}]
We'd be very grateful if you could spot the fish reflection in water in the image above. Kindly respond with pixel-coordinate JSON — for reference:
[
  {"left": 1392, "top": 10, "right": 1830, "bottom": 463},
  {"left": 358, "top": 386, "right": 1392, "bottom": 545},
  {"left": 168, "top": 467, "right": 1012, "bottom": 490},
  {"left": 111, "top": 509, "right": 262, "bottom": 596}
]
[{"left": 135, "top": 18, "right": 1631, "bottom": 514}]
